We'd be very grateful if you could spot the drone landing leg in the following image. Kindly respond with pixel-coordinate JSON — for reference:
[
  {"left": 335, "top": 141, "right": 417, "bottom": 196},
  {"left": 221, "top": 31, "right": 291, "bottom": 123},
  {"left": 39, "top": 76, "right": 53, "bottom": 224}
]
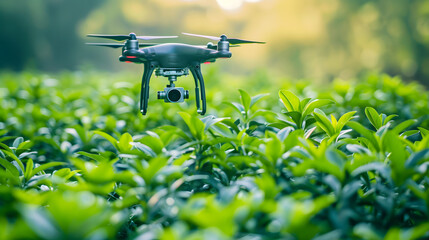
[
  {"left": 190, "top": 67, "right": 201, "bottom": 113},
  {"left": 190, "top": 64, "right": 206, "bottom": 115},
  {"left": 140, "top": 63, "right": 155, "bottom": 115},
  {"left": 140, "top": 66, "right": 148, "bottom": 114}
]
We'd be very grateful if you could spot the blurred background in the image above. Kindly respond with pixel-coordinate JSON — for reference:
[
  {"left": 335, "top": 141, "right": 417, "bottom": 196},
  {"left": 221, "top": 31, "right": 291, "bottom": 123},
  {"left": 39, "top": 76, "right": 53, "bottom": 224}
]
[{"left": 0, "top": 0, "right": 428, "bottom": 86}]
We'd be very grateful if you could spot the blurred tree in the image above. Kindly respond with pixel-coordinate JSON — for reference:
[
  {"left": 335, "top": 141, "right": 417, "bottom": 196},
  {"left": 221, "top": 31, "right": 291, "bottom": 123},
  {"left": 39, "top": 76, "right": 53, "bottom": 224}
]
[
  {"left": 0, "top": 0, "right": 103, "bottom": 71},
  {"left": 0, "top": 0, "right": 428, "bottom": 86}
]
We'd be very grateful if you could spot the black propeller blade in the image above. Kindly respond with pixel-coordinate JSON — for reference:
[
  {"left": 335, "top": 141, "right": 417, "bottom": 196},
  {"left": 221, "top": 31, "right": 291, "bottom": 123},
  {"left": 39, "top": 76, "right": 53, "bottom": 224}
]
[
  {"left": 183, "top": 33, "right": 220, "bottom": 41},
  {"left": 86, "top": 43, "right": 159, "bottom": 48},
  {"left": 86, "top": 43, "right": 124, "bottom": 48},
  {"left": 87, "top": 33, "right": 178, "bottom": 41},
  {"left": 195, "top": 44, "right": 240, "bottom": 50},
  {"left": 182, "top": 33, "right": 265, "bottom": 45}
]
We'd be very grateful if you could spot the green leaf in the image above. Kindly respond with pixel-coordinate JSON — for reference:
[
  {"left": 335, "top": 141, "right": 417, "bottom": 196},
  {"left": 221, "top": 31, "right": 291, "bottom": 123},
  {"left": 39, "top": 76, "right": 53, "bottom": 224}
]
[
  {"left": 179, "top": 112, "right": 205, "bottom": 140},
  {"left": 383, "top": 114, "right": 397, "bottom": 125},
  {"left": 0, "top": 168, "right": 20, "bottom": 185},
  {"left": 0, "top": 142, "right": 12, "bottom": 152},
  {"left": 139, "top": 132, "right": 164, "bottom": 155},
  {"left": 283, "top": 129, "right": 304, "bottom": 152},
  {"left": 201, "top": 116, "right": 229, "bottom": 131},
  {"left": 223, "top": 101, "right": 244, "bottom": 114},
  {"left": 220, "top": 119, "right": 240, "bottom": 133},
  {"left": 93, "top": 130, "right": 119, "bottom": 149},
  {"left": 254, "top": 174, "right": 280, "bottom": 199},
  {"left": 418, "top": 127, "right": 429, "bottom": 138},
  {"left": 77, "top": 151, "right": 108, "bottom": 163},
  {"left": 336, "top": 111, "right": 356, "bottom": 133},
  {"left": 238, "top": 89, "right": 251, "bottom": 113},
  {"left": 265, "top": 132, "right": 283, "bottom": 164},
  {"left": 279, "top": 90, "right": 300, "bottom": 112},
  {"left": 331, "top": 115, "right": 338, "bottom": 129},
  {"left": 13, "top": 137, "right": 24, "bottom": 149},
  {"left": 24, "top": 158, "right": 34, "bottom": 180},
  {"left": 302, "top": 99, "right": 333, "bottom": 117},
  {"left": 376, "top": 123, "right": 391, "bottom": 137},
  {"left": 0, "top": 157, "right": 19, "bottom": 177},
  {"left": 304, "top": 126, "right": 317, "bottom": 139},
  {"left": 385, "top": 222, "right": 429, "bottom": 240},
  {"left": 19, "top": 205, "right": 61, "bottom": 239},
  {"left": 30, "top": 162, "right": 66, "bottom": 179},
  {"left": 249, "top": 109, "right": 276, "bottom": 122},
  {"left": 54, "top": 168, "right": 79, "bottom": 181},
  {"left": 392, "top": 119, "right": 417, "bottom": 135},
  {"left": 132, "top": 142, "right": 157, "bottom": 157},
  {"left": 407, "top": 180, "right": 427, "bottom": 202},
  {"left": 250, "top": 93, "right": 269, "bottom": 109},
  {"left": 383, "top": 131, "right": 409, "bottom": 184},
  {"left": 299, "top": 98, "right": 312, "bottom": 112},
  {"left": 17, "top": 140, "right": 33, "bottom": 151},
  {"left": 353, "top": 223, "right": 383, "bottom": 240},
  {"left": 405, "top": 149, "right": 429, "bottom": 168},
  {"left": 284, "top": 111, "right": 302, "bottom": 128},
  {"left": 365, "top": 107, "right": 382, "bottom": 130},
  {"left": 3, "top": 150, "right": 25, "bottom": 174},
  {"left": 0, "top": 129, "right": 7, "bottom": 136},
  {"left": 141, "top": 157, "right": 168, "bottom": 184},
  {"left": 347, "top": 121, "right": 380, "bottom": 152},
  {"left": 351, "top": 162, "right": 390, "bottom": 179},
  {"left": 226, "top": 156, "right": 256, "bottom": 168},
  {"left": 401, "top": 130, "right": 419, "bottom": 137},
  {"left": 313, "top": 109, "right": 335, "bottom": 137},
  {"left": 118, "top": 132, "right": 133, "bottom": 152},
  {"left": 325, "top": 148, "right": 345, "bottom": 169}
]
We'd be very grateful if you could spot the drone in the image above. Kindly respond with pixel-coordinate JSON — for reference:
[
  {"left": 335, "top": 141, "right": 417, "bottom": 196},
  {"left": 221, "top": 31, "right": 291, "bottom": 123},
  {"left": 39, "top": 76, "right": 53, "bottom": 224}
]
[{"left": 87, "top": 32, "right": 265, "bottom": 115}]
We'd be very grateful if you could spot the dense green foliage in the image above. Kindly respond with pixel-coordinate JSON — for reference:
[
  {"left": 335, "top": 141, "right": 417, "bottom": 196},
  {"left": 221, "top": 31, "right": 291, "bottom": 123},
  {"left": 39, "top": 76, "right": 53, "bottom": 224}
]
[{"left": 0, "top": 71, "right": 428, "bottom": 239}]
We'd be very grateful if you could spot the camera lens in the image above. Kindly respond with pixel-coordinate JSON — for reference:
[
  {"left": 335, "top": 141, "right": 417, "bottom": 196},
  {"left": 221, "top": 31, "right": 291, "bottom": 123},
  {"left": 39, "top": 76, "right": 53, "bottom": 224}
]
[
  {"left": 167, "top": 89, "right": 181, "bottom": 102},
  {"left": 157, "top": 91, "right": 166, "bottom": 99}
]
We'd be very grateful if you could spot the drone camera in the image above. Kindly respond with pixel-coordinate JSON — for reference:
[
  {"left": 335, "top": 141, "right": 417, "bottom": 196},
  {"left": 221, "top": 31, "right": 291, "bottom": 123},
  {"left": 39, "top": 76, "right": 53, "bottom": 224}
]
[{"left": 158, "top": 87, "right": 189, "bottom": 103}]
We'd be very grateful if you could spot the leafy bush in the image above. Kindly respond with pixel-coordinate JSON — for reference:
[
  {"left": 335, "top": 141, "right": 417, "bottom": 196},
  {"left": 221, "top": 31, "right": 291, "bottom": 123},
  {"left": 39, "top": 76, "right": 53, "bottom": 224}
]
[{"left": 0, "top": 71, "right": 428, "bottom": 239}]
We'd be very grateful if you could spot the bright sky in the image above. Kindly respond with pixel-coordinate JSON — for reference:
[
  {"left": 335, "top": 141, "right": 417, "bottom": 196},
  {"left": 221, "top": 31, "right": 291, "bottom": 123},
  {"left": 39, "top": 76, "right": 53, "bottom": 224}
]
[{"left": 216, "top": 0, "right": 262, "bottom": 11}]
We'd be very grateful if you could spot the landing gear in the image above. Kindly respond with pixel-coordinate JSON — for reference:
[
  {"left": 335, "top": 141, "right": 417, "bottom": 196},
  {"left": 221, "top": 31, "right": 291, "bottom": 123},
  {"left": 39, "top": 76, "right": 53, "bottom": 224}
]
[{"left": 139, "top": 64, "right": 206, "bottom": 115}]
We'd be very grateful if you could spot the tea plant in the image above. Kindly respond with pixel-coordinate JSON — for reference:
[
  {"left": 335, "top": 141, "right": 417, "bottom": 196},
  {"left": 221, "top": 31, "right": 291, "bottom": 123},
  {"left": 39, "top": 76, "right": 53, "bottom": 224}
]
[{"left": 0, "top": 71, "right": 428, "bottom": 239}]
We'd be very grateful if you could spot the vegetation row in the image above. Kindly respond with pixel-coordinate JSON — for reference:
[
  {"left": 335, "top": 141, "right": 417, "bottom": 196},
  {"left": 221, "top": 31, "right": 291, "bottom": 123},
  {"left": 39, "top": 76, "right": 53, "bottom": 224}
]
[{"left": 0, "top": 72, "right": 428, "bottom": 239}]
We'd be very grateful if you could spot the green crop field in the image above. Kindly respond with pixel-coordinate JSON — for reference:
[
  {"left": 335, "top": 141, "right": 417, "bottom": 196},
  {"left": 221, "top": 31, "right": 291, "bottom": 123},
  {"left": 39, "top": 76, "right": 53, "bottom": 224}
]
[{"left": 0, "top": 71, "right": 428, "bottom": 239}]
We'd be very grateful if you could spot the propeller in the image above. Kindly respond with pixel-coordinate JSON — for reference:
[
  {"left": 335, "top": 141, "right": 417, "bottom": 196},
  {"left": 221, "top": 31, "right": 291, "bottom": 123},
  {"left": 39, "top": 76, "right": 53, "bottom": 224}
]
[
  {"left": 86, "top": 43, "right": 159, "bottom": 48},
  {"left": 87, "top": 32, "right": 178, "bottom": 41},
  {"left": 182, "top": 33, "right": 265, "bottom": 45}
]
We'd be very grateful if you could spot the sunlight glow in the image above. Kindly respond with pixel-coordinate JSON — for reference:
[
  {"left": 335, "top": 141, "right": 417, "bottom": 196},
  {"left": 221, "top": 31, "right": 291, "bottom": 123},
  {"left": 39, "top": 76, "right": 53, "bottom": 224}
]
[
  {"left": 216, "top": 0, "right": 262, "bottom": 11},
  {"left": 216, "top": 0, "right": 243, "bottom": 11}
]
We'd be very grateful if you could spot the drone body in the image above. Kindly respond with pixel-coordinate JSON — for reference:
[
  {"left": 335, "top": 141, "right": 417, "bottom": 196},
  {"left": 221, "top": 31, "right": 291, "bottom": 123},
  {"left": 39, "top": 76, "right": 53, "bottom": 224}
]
[
  {"left": 121, "top": 43, "right": 228, "bottom": 67},
  {"left": 87, "top": 33, "right": 264, "bottom": 115}
]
